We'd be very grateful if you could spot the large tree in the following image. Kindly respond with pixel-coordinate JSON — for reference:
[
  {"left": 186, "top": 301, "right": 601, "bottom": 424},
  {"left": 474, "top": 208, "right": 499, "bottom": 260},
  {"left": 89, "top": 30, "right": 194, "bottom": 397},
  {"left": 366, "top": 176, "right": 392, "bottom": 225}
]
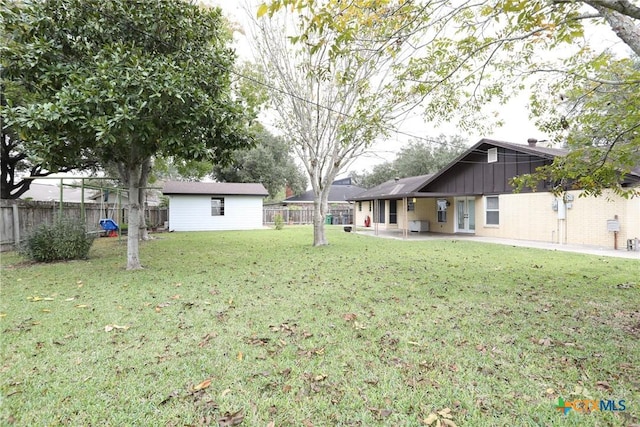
[
  {"left": 213, "top": 126, "right": 307, "bottom": 200},
  {"left": 2, "top": 0, "right": 253, "bottom": 269},
  {"left": 251, "top": 7, "right": 412, "bottom": 246},
  {"left": 259, "top": 0, "right": 640, "bottom": 197},
  {"left": 352, "top": 136, "right": 467, "bottom": 188},
  {"left": 1, "top": 82, "right": 98, "bottom": 199}
]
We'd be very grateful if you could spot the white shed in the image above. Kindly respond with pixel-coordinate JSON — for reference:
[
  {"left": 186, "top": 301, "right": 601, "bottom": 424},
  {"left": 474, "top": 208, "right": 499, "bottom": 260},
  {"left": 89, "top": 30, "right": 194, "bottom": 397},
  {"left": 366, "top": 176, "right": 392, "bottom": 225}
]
[{"left": 162, "top": 181, "right": 268, "bottom": 231}]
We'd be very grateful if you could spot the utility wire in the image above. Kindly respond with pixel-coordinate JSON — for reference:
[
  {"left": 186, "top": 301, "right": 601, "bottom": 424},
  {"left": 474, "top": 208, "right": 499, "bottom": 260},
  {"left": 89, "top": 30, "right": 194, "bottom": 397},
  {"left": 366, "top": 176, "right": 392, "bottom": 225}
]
[{"left": 60, "top": 2, "right": 548, "bottom": 166}]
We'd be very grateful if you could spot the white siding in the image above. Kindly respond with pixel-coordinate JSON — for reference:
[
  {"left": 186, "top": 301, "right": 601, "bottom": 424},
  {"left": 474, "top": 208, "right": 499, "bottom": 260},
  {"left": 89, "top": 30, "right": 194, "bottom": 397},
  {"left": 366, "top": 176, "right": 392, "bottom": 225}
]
[{"left": 168, "top": 195, "right": 264, "bottom": 231}]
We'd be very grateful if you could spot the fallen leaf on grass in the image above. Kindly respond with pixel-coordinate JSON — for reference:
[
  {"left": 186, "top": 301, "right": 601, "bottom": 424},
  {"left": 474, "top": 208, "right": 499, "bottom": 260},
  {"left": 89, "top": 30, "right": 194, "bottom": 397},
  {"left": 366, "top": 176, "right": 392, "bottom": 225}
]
[
  {"left": 423, "top": 413, "right": 438, "bottom": 425},
  {"left": 302, "top": 419, "right": 314, "bottom": 427},
  {"left": 218, "top": 409, "right": 243, "bottom": 426},
  {"left": 199, "top": 332, "right": 218, "bottom": 347},
  {"left": 237, "top": 351, "right": 243, "bottom": 361},
  {"left": 343, "top": 313, "right": 357, "bottom": 322},
  {"left": 170, "top": 294, "right": 181, "bottom": 300},
  {"left": 423, "top": 408, "right": 457, "bottom": 426},
  {"left": 104, "top": 324, "right": 130, "bottom": 332},
  {"left": 75, "top": 304, "right": 89, "bottom": 308},
  {"left": 27, "top": 296, "right": 54, "bottom": 302},
  {"left": 537, "top": 337, "right": 552, "bottom": 346},
  {"left": 191, "top": 379, "right": 212, "bottom": 392},
  {"left": 155, "top": 302, "right": 171, "bottom": 312},
  {"left": 159, "top": 390, "right": 181, "bottom": 405},
  {"left": 596, "top": 381, "right": 612, "bottom": 391}
]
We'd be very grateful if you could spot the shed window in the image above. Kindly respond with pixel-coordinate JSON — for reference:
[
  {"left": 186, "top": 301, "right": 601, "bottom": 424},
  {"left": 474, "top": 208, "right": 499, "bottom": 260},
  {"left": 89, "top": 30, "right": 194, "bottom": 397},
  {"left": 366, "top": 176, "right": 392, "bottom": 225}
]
[
  {"left": 485, "top": 196, "right": 499, "bottom": 225},
  {"left": 211, "top": 197, "right": 225, "bottom": 216},
  {"left": 437, "top": 199, "right": 448, "bottom": 223},
  {"left": 488, "top": 147, "right": 498, "bottom": 163},
  {"left": 358, "top": 201, "right": 362, "bottom": 212}
]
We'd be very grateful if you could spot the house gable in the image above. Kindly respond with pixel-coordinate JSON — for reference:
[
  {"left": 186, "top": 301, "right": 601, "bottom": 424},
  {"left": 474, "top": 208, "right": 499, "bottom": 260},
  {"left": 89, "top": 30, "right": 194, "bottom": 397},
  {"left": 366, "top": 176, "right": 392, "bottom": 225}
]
[{"left": 419, "top": 139, "right": 564, "bottom": 195}]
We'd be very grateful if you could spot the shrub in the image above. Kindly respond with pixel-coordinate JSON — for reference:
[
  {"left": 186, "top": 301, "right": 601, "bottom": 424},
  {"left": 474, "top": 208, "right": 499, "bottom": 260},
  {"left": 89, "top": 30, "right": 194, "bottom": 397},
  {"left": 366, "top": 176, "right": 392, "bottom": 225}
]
[
  {"left": 20, "top": 219, "right": 96, "bottom": 262},
  {"left": 274, "top": 214, "right": 284, "bottom": 230}
]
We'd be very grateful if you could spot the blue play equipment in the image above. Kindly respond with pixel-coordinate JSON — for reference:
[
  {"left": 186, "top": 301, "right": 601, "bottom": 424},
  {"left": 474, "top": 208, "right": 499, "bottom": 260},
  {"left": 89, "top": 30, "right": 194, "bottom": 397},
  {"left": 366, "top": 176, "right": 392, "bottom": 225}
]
[{"left": 99, "top": 218, "right": 119, "bottom": 236}]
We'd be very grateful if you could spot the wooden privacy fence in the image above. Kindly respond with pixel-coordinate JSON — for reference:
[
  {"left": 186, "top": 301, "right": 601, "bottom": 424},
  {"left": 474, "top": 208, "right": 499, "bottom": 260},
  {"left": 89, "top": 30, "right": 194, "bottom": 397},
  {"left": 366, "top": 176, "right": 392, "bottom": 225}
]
[
  {"left": 263, "top": 206, "right": 353, "bottom": 225},
  {"left": 0, "top": 199, "right": 167, "bottom": 252}
]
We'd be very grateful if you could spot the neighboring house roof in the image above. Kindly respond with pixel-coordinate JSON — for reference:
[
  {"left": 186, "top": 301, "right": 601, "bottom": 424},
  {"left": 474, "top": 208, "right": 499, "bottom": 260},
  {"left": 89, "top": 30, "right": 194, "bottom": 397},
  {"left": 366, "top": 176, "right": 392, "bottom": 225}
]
[
  {"left": 162, "top": 181, "right": 268, "bottom": 196},
  {"left": 349, "top": 174, "right": 434, "bottom": 201},
  {"left": 19, "top": 182, "right": 93, "bottom": 203},
  {"left": 284, "top": 184, "right": 366, "bottom": 204}
]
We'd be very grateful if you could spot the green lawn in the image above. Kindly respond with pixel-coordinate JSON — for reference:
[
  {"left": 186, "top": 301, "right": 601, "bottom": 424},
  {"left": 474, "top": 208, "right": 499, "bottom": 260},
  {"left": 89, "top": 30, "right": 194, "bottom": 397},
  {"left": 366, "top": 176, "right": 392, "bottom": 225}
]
[{"left": 1, "top": 227, "right": 638, "bottom": 426}]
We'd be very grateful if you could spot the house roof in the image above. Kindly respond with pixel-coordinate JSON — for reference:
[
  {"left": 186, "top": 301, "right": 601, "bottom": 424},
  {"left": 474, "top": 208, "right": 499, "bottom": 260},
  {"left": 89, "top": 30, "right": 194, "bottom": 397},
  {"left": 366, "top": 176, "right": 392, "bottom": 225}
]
[
  {"left": 284, "top": 184, "right": 366, "bottom": 204},
  {"left": 162, "top": 181, "right": 268, "bottom": 196},
  {"left": 349, "top": 174, "right": 434, "bottom": 201},
  {"left": 350, "top": 138, "right": 640, "bottom": 200},
  {"left": 19, "top": 182, "right": 92, "bottom": 203}
]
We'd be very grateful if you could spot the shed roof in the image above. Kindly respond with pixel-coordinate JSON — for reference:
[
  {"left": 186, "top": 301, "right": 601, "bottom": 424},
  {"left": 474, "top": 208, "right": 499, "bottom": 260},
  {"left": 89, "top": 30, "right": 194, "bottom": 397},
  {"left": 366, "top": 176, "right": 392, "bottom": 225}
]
[{"left": 162, "top": 181, "right": 268, "bottom": 196}]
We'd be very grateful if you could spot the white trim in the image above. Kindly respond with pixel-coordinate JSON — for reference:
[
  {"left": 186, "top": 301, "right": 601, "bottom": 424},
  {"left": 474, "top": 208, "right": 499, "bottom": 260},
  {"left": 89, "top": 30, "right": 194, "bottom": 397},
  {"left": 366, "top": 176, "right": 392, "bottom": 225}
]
[
  {"left": 484, "top": 195, "right": 500, "bottom": 226},
  {"left": 488, "top": 147, "right": 498, "bottom": 163}
]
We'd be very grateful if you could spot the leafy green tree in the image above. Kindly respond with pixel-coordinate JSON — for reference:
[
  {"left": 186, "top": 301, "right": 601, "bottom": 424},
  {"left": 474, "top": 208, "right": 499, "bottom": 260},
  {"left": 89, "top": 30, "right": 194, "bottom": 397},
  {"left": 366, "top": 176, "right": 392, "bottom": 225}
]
[
  {"left": 259, "top": 0, "right": 640, "bottom": 197},
  {"left": 516, "top": 57, "right": 640, "bottom": 197},
  {"left": 213, "top": 126, "right": 307, "bottom": 200},
  {"left": 353, "top": 136, "right": 467, "bottom": 188},
  {"left": 1, "top": 82, "right": 98, "bottom": 199},
  {"left": 2, "top": 0, "right": 253, "bottom": 269}
]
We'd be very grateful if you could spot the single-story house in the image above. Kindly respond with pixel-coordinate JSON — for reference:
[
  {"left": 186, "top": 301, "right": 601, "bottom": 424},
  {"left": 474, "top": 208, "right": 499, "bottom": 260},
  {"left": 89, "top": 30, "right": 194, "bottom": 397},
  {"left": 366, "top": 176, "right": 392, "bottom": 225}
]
[
  {"left": 350, "top": 138, "right": 640, "bottom": 248},
  {"left": 269, "top": 177, "right": 365, "bottom": 225},
  {"left": 162, "top": 181, "right": 268, "bottom": 231},
  {"left": 282, "top": 177, "right": 365, "bottom": 208},
  {"left": 19, "top": 182, "right": 93, "bottom": 203}
]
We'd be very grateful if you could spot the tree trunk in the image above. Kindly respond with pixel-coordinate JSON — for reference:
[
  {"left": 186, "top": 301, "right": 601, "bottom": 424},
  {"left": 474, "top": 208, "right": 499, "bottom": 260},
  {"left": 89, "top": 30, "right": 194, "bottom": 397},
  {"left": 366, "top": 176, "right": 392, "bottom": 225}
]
[
  {"left": 126, "top": 163, "right": 143, "bottom": 270},
  {"left": 589, "top": 4, "right": 640, "bottom": 56},
  {"left": 312, "top": 197, "right": 327, "bottom": 246},
  {"left": 312, "top": 183, "right": 332, "bottom": 246},
  {"left": 138, "top": 157, "right": 152, "bottom": 241}
]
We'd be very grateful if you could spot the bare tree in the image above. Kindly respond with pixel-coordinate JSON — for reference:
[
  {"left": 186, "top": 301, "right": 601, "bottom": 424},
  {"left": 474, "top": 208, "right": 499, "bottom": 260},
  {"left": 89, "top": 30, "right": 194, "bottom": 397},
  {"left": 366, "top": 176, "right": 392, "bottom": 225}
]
[{"left": 249, "top": 10, "right": 409, "bottom": 245}]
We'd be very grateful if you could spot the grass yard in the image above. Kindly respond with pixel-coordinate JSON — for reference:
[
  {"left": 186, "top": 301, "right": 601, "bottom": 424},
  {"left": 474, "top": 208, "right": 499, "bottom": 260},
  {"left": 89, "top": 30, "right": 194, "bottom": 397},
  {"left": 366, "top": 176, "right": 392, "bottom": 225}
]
[{"left": 1, "top": 226, "right": 638, "bottom": 426}]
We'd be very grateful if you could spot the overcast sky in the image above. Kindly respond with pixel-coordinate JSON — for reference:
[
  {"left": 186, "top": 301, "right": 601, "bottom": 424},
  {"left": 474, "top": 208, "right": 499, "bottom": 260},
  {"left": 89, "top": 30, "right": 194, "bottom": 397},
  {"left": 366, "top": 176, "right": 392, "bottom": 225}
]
[{"left": 211, "top": 1, "right": 626, "bottom": 175}]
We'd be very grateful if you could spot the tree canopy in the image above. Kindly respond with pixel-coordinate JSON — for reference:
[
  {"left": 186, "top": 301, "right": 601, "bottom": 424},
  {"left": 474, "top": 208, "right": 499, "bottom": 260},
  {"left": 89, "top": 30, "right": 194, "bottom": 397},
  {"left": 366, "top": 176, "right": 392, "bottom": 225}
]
[
  {"left": 252, "top": 6, "right": 414, "bottom": 246},
  {"left": 259, "top": 0, "right": 640, "bottom": 197},
  {"left": 2, "top": 0, "right": 254, "bottom": 269},
  {"left": 351, "top": 136, "right": 467, "bottom": 188},
  {"left": 213, "top": 126, "right": 307, "bottom": 200}
]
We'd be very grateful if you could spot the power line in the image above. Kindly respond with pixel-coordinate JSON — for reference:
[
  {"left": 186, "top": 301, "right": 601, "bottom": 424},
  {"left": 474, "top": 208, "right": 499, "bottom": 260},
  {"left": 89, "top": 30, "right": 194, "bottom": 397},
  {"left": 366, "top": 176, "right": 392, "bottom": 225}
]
[{"left": 24, "top": 1, "right": 546, "bottom": 167}]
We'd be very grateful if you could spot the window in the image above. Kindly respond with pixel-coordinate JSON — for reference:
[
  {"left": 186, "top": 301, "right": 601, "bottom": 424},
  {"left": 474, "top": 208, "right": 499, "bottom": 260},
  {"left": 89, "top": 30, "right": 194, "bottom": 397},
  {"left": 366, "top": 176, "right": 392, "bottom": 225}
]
[
  {"left": 488, "top": 147, "right": 498, "bottom": 163},
  {"left": 485, "top": 196, "right": 499, "bottom": 225},
  {"left": 211, "top": 197, "right": 225, "bottom": 216},
  {"left": 437, "top": 199, "right": 448, "bottom": 223},
  {"left": 368, "top": 201, "right": 372, "bottom": 212},
  {"left": 358, "top": 201, "right": 362, "bottom": 212}
]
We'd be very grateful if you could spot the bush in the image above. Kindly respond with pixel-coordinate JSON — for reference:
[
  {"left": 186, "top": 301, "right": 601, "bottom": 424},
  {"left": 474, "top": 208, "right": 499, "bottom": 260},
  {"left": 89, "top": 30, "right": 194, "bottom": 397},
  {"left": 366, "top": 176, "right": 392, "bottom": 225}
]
[
  {"left": 274, "top": 214, "right": 284, "bottom": 230},
  {"left": 20, "top": 219, "right": 96, "bottom": 262}
]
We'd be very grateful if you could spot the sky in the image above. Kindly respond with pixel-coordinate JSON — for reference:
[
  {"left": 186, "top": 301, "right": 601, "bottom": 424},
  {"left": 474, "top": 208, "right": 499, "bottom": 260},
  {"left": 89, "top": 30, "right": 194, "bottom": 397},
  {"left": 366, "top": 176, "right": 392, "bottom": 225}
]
[
  {"left": 212, "top": 1, "right": 632, "bottom": 177},
  {"left": 211, "top": 0, "right": 553, "bottom": 174}
]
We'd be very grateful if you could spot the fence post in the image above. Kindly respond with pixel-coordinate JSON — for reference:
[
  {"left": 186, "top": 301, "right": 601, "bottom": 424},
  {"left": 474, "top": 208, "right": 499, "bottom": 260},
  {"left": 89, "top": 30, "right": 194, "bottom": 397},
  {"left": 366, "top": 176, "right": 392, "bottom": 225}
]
[{"left": 12, "top": 203, "right": 20, "bottom": 247}]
